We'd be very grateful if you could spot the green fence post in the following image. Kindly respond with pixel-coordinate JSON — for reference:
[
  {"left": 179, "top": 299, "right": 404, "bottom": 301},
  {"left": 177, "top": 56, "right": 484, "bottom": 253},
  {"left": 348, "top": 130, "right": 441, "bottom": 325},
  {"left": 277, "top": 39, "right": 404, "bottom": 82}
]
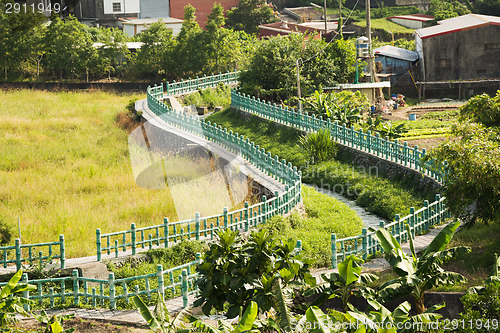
[
  {"left": 331, "top": 234, "right": 337, "bottom": 268},
  {"left": 109, "top": 272, "right": 116, "bottom": 309},
  {"left": 435, "top": 194, "right": 441, "bottom": 224},
  {"left": 195, "top": 213, "right": 200, "bottom": 240},
  {"left": 223, "top": 207, "right": 228, "bottom": 229},
  {"left": 181, "top": 270, "right": 188, "bottom": 308},
  {"left": 15, "top": 239, "right": 21, "bottom": 272},
  {"left": 424, "top": 200, "right": 430, "bottom": 231},
  {"left": 244, "top": 202, "right": 249, "bottom": 232},
  {"left": 164, "top": 217, "right": 169, "bottom": 248},
  {"left": 362, "top": 229, "right": 368, "bottom": 260},
  {"left": 261, "top": 196, "right": 267, "bottom": 224},
  {"left": 410, "top": 207, "right": 415, "bottom": 238},
  {"left": 22, "top": 273, "right": 30, "bottom": 311},
  {"left": 131, "top": 223, "right": 136, "bottom": 255},
  {"left": 59, "top": 234, "right": 65, "bottom": 269},
  {"left": 395, "top": 214, "right": 401, "bottom": 243},
  {"left": 96, "top": 229, "right": 101, "bottom": 262},
  {"left": 157, "top": 264, "right": 164, "bottom": 300},
  {"left": 72, "top": 269, "right": 79, "bottom": 306}
]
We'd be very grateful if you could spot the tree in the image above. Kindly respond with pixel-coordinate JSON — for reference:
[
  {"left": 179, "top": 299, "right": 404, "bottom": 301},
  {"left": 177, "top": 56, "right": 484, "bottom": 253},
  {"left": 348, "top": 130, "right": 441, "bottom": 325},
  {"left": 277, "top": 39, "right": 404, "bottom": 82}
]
[
  {"left": 239, "top": 33, "right": 349, "bottom": 102},
  {"left": 173, "top": 5, "right": 204, "bottom": 78},
  {"left": 0, "top": 0, "right": 45, "bottom": 80},
  {"left": 94, "top": 28, "right": 130, "bottom": 81},
  {"left": 134, "top": 20, "right": 175, "bottom": 79},
  {"left": 427, "top": 0, "right": 470, "bottom": 20},
  {"left": 226, "top": 0, "right": 277, "bottom": 35},
  {"left": 427, "top": 92, "right": 500, "bottom": 224},
  {"left": 44, "top": 16, "right": 95, "bottom": 80}
]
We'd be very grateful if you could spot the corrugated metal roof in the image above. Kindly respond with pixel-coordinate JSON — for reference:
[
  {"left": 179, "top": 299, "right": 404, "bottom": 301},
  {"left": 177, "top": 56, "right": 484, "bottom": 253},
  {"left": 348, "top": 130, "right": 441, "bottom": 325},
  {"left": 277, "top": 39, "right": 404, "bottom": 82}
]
[
  {"left": 415, "top": 14, "right": 500, "bottom": 39},
  {"left": 387, "top": 14, "right": 434, "bottom": 22},
  {"left": 373, "top": 45, "right": 419, "bottom": 62},
  {"left": 327, "top": 82, "right": 391, "bottom": 89},
  {"left": 122, "top": 17, "right": 184, "bottom": 25}
]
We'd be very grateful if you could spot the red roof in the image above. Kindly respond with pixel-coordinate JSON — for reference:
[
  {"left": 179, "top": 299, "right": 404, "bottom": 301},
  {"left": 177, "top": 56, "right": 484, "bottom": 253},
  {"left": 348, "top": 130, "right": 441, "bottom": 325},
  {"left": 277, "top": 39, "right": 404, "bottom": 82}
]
[{"left": 415, "top": 14, "right": 500, "bottom": 39}]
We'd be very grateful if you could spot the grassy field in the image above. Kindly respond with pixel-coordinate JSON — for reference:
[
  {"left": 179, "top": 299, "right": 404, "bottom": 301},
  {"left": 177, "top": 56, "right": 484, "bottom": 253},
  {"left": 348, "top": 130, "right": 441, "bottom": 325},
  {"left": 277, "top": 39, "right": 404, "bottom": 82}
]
[
  {"left": 0, "top": 89, "right": 221, "bottom": 258},
  {"left": 354, "top": 18, "right": 415, "bottom": 34}
]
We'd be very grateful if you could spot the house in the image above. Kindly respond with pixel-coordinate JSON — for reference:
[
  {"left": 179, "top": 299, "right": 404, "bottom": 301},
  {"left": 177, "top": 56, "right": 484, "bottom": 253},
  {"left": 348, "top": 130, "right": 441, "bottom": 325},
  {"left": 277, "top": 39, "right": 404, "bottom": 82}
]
[
  {"left": 168, "top": 0, "right": 239, "bottom": 28},
  {"left": 71, "top": 0, "right": 140, "bottom": 27},
  {"left": 387, "top": 14, "right": 434, "bottom": 29},
  {"left": 415, "top": 14, "right": 500, "bottom": 82},
  {"left": 373, "top": 45, "right": 419, "bottom": 83},
  {"left": 121, "top": 17, "right": 184, "bottom": 37}
]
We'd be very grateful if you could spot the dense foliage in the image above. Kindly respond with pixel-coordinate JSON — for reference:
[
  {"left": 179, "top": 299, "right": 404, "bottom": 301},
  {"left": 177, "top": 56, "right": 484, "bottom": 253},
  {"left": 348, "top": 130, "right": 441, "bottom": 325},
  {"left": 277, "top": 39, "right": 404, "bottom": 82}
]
[
  {"left": 226, "top": 0, "right": 278, "bottom": 34},
  {"left": 0, "top": 3, "right": 254, "bottom": 82},
  {"left": 194, "top": 229, "right": 316, "bottom": 318},
  {"left": 239, "top": 35, "right": 356, "bottom": 102},
  {"left": 428, "top": 91, "right": 500, "bottom": 225}
]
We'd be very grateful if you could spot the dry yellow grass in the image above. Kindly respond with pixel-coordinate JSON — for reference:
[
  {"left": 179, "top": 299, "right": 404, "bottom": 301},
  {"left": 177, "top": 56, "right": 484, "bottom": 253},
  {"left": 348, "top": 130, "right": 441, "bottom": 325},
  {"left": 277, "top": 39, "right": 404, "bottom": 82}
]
[{"left": 0, "top": 89, "right": 244, "bottom": 258}]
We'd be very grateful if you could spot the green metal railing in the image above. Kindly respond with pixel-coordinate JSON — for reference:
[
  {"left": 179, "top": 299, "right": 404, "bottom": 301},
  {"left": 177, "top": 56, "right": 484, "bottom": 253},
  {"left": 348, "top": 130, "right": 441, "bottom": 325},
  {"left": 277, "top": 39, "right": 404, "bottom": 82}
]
[
  {"left": 1, "top": 255, "right": 202, "bottom": 311},
  {"left": 165, "top": 71, "right": 239, "bottom": 96},
  {"left": 96, "top": 82, "right": 301, "bottom": 260},
  {"left": 331, "top": 194, "right": 449, "bottom": 268},
  {"left": 0, "top": 236, "right": 65, "bottom": 271},
  {"left": 231, "top": 90, "right": 447, "bottom": 183}
]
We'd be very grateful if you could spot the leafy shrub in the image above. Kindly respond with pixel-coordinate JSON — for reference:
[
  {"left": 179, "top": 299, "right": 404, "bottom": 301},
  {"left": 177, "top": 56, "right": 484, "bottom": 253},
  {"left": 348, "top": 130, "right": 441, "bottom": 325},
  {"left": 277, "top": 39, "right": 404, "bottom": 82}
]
[
  {"left": 458, "top": 285, "right": 500, "bottom": 332},
  {"left": 460, "top": 91, "right": 500, "bottom": 128},
  {"left": 147, "top": 240, "right": 208, "bottom": 266},
  {"left": 194, "top": 229, "right": 316, "bottom": 318},
  {"left": 298, "top": 129, "right": 337, "bottom": 164},
  {"left": 126, "top": 97, "right": 142, "bottom": 122}
]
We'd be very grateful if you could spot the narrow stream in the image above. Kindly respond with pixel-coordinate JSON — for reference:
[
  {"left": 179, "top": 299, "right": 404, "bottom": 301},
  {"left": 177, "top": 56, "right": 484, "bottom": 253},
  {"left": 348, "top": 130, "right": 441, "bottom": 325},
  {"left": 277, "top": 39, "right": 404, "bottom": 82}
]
[{"left": 305, "top": 184, "right": 385, "bottom": 229}]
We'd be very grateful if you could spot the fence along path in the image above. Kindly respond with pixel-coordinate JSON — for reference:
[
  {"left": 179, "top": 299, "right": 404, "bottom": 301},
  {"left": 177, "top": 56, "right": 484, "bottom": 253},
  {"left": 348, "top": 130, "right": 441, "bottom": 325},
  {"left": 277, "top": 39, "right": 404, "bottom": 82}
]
[{"left": 1, "top": 71, "right": 449, "bottom": 310}]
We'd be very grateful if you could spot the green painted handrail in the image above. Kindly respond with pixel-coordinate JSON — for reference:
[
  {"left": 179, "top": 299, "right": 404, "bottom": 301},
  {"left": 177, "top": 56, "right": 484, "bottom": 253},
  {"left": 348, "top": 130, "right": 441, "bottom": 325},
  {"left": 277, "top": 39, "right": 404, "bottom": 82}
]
[{"left": 0, "top": 235, "right": 65, "bottom": 271}]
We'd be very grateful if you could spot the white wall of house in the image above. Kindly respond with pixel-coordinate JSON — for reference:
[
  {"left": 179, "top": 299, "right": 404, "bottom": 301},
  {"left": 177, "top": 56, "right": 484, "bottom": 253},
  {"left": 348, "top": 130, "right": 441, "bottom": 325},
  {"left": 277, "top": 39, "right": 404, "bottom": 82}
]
[
  {"left": 122, "top": 21, "right": 183, "bottom": 37},
  {"left": 103, "top": 0, "right": 140, "bottom": 15},
  {"left": 390, "top": 18, "right": 424, "bottom": 29}
]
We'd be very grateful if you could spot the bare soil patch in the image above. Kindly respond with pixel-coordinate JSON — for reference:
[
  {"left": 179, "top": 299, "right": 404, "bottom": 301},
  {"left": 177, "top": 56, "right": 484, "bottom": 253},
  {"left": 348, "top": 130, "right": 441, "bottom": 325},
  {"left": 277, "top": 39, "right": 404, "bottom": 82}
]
[{"left": 16, "top": 317, "right": 149, "bottom": 333}]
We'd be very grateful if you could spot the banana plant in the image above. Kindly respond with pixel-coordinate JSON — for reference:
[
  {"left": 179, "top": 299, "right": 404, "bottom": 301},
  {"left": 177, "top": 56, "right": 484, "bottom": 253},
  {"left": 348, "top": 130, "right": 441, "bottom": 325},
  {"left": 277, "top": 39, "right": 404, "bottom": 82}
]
[
  {"left": 133, "top": 291, "right": 190, "bottom": 333},
  {"left": 188, "top": 301, "right": 259, "bottom": 333},
  {"left": 375, "top": 220, "right": 470, "bottom": 314},
  {"left": 33, "top": 310, "right": 75, "bottom": 333},
  {"left": 376, "top": 121, "right": 407, "bottom": 140},
  {"left": 346, "top": 298, "right": 444, "bottom": 333},
  {"left": 0, "top": 269, "right": 36, "bottom": 331},
  {"left": 305, "top": 255, "right": 378, "bottom": 312}
]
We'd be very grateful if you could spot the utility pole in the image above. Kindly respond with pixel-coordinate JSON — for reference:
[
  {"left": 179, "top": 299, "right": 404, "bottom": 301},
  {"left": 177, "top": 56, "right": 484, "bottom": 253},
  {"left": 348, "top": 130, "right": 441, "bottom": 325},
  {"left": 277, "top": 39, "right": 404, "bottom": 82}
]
[
  {"left": 366, "top": 0, "right": 372, "bottom": 82},
  {"left": 324, "top": 0, "right": 327, "bottom": 36},
  {"left": 338, "top": 0, "right": 343, "bottom": 37},
  {"left": 296, "top": 59, "right": 302, "bottom": 112}
]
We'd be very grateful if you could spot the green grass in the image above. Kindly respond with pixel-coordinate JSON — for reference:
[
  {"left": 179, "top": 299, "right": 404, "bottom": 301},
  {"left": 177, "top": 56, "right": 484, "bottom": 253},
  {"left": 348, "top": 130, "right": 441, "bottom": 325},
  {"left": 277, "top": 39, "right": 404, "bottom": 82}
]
[
  {"left": 0, "top": 90, "right": 231, "bottom": 258},
  {"left": 207, "top": 108, "right": 433, "bottom": 220},
  {"left": 302, "top": 160, "right": 429, "bottom": 220},
  {"left": 354, "top": 18, "right": 415, "bottom": 34},
  {"left": 392, "top": 117, "right": 457, "bottom": 141},
  {"left": 206, "top": 108, "right": 308, "bottom": 167},
  {"left": 260, "top": 186, "right": 363, "bottom": 268},
  {"left": 435, "top": 222, "right": 500, "bottom": 291},
  {"left": 180, "top": 84, "right": 232, "bottom": 110}
]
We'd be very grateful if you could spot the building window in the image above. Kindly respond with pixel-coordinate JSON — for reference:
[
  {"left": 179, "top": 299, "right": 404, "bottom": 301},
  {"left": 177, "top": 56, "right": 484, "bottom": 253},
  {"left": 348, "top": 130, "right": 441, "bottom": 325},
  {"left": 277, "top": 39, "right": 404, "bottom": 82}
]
[
  {"left": 485, "top": 43, "right": 500, "bottom": 50},
  {"left": 112, "top": 2, "right": 121, "bottom": 12},
  {"left": 440, "top": 59, "right": 451, "bottom": 69}
]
